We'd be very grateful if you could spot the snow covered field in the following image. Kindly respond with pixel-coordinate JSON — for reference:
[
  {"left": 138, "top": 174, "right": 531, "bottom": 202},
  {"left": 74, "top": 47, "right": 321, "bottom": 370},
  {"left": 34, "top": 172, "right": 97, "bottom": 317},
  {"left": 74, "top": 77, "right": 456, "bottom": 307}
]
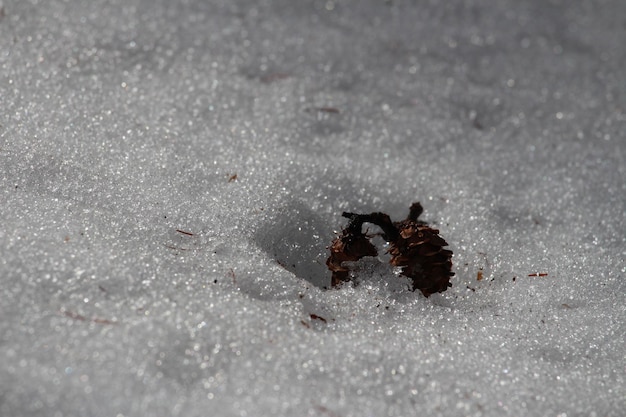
[{"left": 1, "top": 1, "right": 624, "bottom": 416}]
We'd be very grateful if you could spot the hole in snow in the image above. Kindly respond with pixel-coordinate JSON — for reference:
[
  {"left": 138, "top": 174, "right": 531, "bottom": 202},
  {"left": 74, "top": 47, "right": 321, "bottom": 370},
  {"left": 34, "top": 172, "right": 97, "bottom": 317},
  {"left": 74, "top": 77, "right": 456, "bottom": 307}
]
[{"left": 253, "top": 200, "right": 331, "bottom": 289}]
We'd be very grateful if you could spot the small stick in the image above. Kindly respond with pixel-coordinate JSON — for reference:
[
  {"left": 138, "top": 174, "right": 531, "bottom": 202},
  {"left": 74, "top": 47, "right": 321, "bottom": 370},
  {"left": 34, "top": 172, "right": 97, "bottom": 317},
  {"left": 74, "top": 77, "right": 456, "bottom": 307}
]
[
  {"left": 61, "top": 309, "right": 117, "bottom": 325},
  {"left": 309, "top": 314, "right": 327, "bottom": 323},
  {"left": 305, "top": 107, "right": 340, "bottom": 114}
]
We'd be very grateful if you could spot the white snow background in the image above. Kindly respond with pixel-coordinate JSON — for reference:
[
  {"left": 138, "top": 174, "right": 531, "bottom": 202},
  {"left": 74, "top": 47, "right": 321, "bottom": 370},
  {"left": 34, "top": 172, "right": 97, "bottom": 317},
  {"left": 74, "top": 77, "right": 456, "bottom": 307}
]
[{"left": 1, "top": 0, "right": 624, "bottom": 416}]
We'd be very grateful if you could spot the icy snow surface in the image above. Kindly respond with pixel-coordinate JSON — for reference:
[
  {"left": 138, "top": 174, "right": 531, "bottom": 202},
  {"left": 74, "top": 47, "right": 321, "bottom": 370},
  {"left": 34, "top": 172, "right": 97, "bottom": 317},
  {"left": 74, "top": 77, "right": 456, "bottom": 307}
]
[{"left": 1, "top": 0, "right": 625, "bottom": 416}]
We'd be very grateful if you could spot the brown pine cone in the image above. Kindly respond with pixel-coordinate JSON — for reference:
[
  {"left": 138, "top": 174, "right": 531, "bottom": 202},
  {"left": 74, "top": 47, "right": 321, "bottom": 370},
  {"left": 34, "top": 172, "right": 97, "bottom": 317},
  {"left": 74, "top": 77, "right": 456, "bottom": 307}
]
[
  {"left": 388, "top": 220, "right": 454, "bottom": 297},
  {"left": 326, "top": 216, "right": 378, "bottom": 287}
]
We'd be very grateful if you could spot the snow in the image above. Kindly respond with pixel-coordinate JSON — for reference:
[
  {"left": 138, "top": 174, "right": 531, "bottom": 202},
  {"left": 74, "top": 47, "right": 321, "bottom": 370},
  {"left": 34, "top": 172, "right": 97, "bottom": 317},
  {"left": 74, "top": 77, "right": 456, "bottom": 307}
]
[{"left": 1, "top": 0, "right": 625, "bottom": 416}]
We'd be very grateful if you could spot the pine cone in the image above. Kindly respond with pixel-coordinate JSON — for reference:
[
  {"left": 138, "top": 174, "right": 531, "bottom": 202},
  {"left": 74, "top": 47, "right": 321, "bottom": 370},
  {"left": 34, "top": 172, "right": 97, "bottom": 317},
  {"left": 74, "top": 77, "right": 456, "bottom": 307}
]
[
  {"left": 388, "top": 220, "right": 454, "bottom": 297},
  {"left": 326, "top": 220, "right": 378, "bottom": 287}
]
